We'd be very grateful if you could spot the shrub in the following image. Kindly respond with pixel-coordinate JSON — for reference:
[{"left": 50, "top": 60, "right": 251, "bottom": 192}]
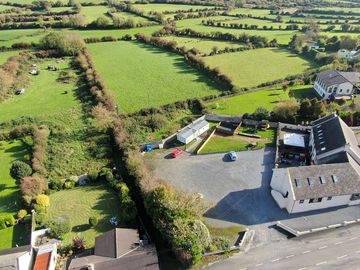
[
  {"left": 17, "top": 209, "right": 27, "bottom": 219},
  {"left": 10, "top": 160, "right": 32, "bottom": 180},
  {"left": 20, "top": 175, "right": 47, "bottom": 197},
  {"left": 88, "top": 216, "right": 98, "bottom": 227},
  {"left": 0, "top": 214, "right": 15, "bottom": 227},
  {"left": 72, "top": 236, "right": 86, "bottom": 253},
  {"left": 36, "top": 194, "right": 50, "bottom": 207},
  {"left": 105, "top": 171, "right": 114, "bottom": 182},
  {"left": 39, "top": 31, "right": 85, "bottom": 56},
  {"left": 35, "top": 213, "right": 46, "bottom": 225},
  {"left": 212, "top": 236, "right": 231, "bottom": 252},
  {"left": 64, "top": 179, "right": 76, "bottom": 189},
  {"left": 50, "top": 179, "right": 64, "bottom": 190},
  {"left": 88, "top": 170, "right": 98, "bottom": 182},
  {"left": 0, "top": 220, "right": 6, "bottom": 230},
  {"left": 119, "top": 183, "right": 137, "bottom": 222},
  {"left": 47, "top": 218, "right": 71, "bottom": 240}
]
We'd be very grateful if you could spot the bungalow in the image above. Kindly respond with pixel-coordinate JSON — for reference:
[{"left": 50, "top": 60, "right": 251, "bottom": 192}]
[
  {"left": 337, "top": 49, "right": 360, "bottom": 60},
  {"left": 313, "top": 70, "right": 360, "bottom": 100},
  {"left": 271, "top": 113, "right": 360, "bottom": 213},
  {"left": 177, "top": 119, "right": 209, "bottom": 144}
]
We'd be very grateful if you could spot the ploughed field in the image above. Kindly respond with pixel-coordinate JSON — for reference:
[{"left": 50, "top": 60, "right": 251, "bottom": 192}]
[{"left": 87, "top": 41, "right": 223, "bottom": 112}]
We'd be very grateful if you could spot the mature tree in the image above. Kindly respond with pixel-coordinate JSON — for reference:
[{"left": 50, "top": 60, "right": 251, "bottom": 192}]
[
  {"left": 40, "top": 31, "right": 85, "bottom": 56},
  {"left": 10, "top": 160, "right": 32, "bottom": 180},
  {"left": 119, "top": 183, "right": 137, "bottom": 222},
  {"left": 20, "top": 175, "right": 47, "bottom": 197},
  {"left": 340, "top": 35, "right": 359, "bottom": 50},
  {"left": 341, "top": 23, "right": 351, "bottom": 32},
  {"left": 272, "top": 99, "right": 299, "bottom": 123},
  {"left": 92, "top": 16, "right": 110, "bottom": 28}
]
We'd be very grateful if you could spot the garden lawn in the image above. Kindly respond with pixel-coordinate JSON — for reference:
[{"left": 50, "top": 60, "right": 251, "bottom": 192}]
[
  {"left": 87, "top": 41, "right": 223, "bottom": 112},
  {"left": 0, "top": 140, "right": 29, "bottom": 216},
  {"left": 204, "top": 48, "right": 318, "bottom": 88},
  {"left": 162, "top": 36, "right": 243, "bottom": 54},
  {"left": 200, "top": 134, "right": 249, "bottom": 153},
  {"left": 0, "top": 223, "right": 29, "bottom": 250},
  {"left": 45, "top": 184, "right": 122, "bottom": 247},
  {"left": 0, "top": 59, "right": 80, "bottom": 123}
]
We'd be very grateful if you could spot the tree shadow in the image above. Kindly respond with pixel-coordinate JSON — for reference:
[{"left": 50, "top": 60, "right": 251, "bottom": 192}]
[
  {"left": 12, "top": 222, "right": 31, "bottom": 247},
  {"left": 72, "top": 223, "right": 91, "bottom": 233}
]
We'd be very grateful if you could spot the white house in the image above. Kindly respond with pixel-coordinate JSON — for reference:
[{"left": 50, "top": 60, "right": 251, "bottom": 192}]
[
  {"left": 271, "top": 113, "right": 360, "bottom": 214},
  {"left": 313, "top": 70, "right": 360, "bottom": 100},
  {"left": 337, "top": 49, "right": 360, "bottom": 60},
  {"left": 177, "top": 119, "right": 209, "bottom": 144}
]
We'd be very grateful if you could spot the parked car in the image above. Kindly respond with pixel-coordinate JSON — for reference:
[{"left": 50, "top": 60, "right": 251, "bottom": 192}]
[
  {"left": 171, "top": 148, "right": 183, "bottom": 158},
  {"left": 228, "top": 151, "right": 237, "bottom": 161}
]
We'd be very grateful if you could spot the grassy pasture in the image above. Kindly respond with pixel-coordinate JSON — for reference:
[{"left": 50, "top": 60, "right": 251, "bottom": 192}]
[
  {"left": 80, "top": 5, "right": 110, "bottom": 23},
  {"left": 45, "top": 184, "right": 121, "bottom": 247},
  {"left": 0, "top": 50, "right": 28, "bottom": 65},
  {"left": 0, "top": 29, "right": 48, "bottom": 47},
  {"left": 207, "top": 85, "right": 312, "bottom": 115},
  {"left": 87, "top": 41, "right": 222, "bottom": 112},
  {"left": 0, "top": 140, "right": 29, "bottom": 216},
  {"left": 132, "top": 3, "right": 216, "bottom": 13},
  {"left": 227, "top": 8, "right": 271, "bottom": 16},
  {"left": 204, "top": 48, "right": 317, "bottom": 88},
  {"left": 0, "top": 59, "right": 80, "bottom": 123},
  {"left": 162, "top": 36, "right": 243, "bottom": 54},
  {"left": 112, "top": 11, "right": 153, "bottom": 23}
]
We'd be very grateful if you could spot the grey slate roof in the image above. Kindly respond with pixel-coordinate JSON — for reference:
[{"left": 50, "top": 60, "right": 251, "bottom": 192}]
[
  {"left": 178, "top": 119, "right": 209, "bottom": 139},
  {"left": 316, "top": 70, "right": 360, "bottom": 87},
  {"left": 288, "top": 163, "right": 360, "bottom": 200}
]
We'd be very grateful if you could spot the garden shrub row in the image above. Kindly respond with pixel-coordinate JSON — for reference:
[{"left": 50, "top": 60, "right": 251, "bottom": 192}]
[
  {"left": 0, "top": 215, "right": 15, "bottom": 229},
  {"left": 31, "top": 127, "right": 48, "bottom": 175}
]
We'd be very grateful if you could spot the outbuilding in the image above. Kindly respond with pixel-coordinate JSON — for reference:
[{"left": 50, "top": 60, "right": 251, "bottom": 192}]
[{"left": 177, "top": 119, "right": 209, "bottom": 144}]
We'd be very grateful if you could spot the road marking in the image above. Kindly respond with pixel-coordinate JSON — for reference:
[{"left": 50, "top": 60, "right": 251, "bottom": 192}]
[
  {"left": 335, "top": 241, "right": 343, "bottom": 245},
  {"left": 316, "top": 261, "right": 327, "bottom": 266},
  {"left": 271, "top": 258, "right": 281, "bottom": 262},
  {"left": 255, "top": 263, "right": 263, "bottom": 267},
  {"left": 286, "top": 255, "right": 295, "bottom": 259},
  {"left": 302, "top": 250, "right": 311, "bottom": 254},
  {"left": 337, "top": 255, "right": 348, "bottom": 260},
  {"left": 318, "top": 246, "right": 327, "bottom": 250},
  {"left": 350, "top": 237, "right": 358, "bottom": 240}
]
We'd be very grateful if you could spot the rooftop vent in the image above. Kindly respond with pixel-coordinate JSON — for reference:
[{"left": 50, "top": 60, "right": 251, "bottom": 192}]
[
  {"left": 332, "top": 175, "right": 339, "bottom": 183},
  {"left": 295, "top": 179, "right": 303, "bottom": 187},
  {"left": 307, "top": 177, "right": 316, "bottom": 186},
  {"left": 321, "top": 147, "right": 326, "bottom": 151},
  {"left": 320, "top": 176, "right": 326, "bottom": 184}
]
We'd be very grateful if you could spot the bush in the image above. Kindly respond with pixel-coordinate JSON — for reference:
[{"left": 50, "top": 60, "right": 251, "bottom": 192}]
[
  {"left": 212, "top": 236, "right": 231, "bottom": 252},
  {"left": 0, "top": 220, "right": 6, "bottom": 230},
  {"left": 88, "top": 216, "right": 98, "bottom": 227},
  {"left": 47, "top": 218, "right": 71, "bottom": 240},
  {"left": 119, "top": 183, "right": 137, "bottom": 223},
  {"left": 17, "top": 209, "right": 27, "bottom": 219},
  {"left": 72, "top": 236, "right": 86, "bottom": 253},
  {"left": 35, "top": 213, "right": 46, "bottom": 225},
  {"left": 20, "top": 175, "right": 47, "bottom": 197},
  {"left": 36, "top": 194, "right": 50, "bottom": 207},
  {"left": 50, "top": 179, "right": 64, "bottom": 190},
  {"left": 0, "top": 214, "right": 15, "bottom": 227},
  {"left": 88, "top": 170, "right": 98, "bottom": 182},
  {"left": 10, "top": 160, "right": 32, "bottom": 180},
  {"left": 64, "top": 179, "right": 76, "bottom": 189},
  {"left": 39, "top": 31, "right": 85, "bottom": 56}
]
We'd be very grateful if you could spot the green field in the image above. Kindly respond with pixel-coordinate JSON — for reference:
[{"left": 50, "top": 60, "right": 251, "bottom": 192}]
[
  {"left": 80, "top": 5, "right": 110, "bottom": 23},
  {"left": 45, "top": 184, "right": 121, "bottom": 247},
  {"left": 227, "top": 8, "right": 272, "bottom": 16},
  {"left": 73, "top": 25, "right": 162, "bottom": 38},
  {"left": 112, "top": 11, "right": 153, "bottom": 23},
  {"left": 204, "top": 48, "right": 317, "bottom": 88},
  {"left": 162, "top": 36, "right": 243, "bottom": 54},
  {"left": 0, "top": 29, "right": 48, "bottom": 47},
  {"left": 132, "top": 3, "right": 216, "bottom": 13},
  {"left": 0, "top": 140, "right": 29, "bottom": 216},
  {"left": 0, "top": 59, "right": 80, "bottom": 123},
  {"left": 87, "top": 41, "right": 223, "bottom": 112},
  {"left": 0, "top": 50, "right": 28, "bottom": 65}
]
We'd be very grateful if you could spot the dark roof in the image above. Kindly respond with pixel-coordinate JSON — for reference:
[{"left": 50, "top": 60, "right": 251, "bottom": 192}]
[
  {"left": 339, "top": 71, "right": 360, "bottom": 84},
  {"left": 317, "top": 151, "right": 349, "bottom": 164},
  {"left": 95, "top": 228, "right": 139, "bottom": 258},
  {"left": 312, "top": 114, "right": 346, "bottom": 156},
  {"left": 94, "top": 246, "right": 159, "bottom": 270},
  {"left": 316, "top": 70, "right": 360, "bottom": 87},
  {"left": 288, "top": 163, "right": 360, "bottom": 200}
]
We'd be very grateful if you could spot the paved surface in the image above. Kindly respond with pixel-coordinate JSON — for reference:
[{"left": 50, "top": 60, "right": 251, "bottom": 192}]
[{"left": 206, "top": 224, "right": 360, "bottom": 270}]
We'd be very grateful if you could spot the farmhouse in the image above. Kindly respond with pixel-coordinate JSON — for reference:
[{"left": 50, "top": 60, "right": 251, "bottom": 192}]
[
  {"left": 337, "top": 49, "right": 360, "bottom": 60},
  {"left": 313, "top": 70, "right": 360, "bottom": 100},
  {"left": 177, "top": 119, "right": 209, "bottom": 144},
  {"left": 271, "top": 113, "right": 360, "bottom": 213},
  {"left": 68, "top": 228, "right": 159, "bottom": 270}
]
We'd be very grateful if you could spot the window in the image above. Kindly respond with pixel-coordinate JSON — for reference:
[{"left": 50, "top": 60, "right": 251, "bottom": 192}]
[
  {"left": 327, "top": 196, "right": 332, "bottom": 200},
  {"left": 309, "top": 198, "right": 314, "bottom": 203},
  {"left": 347, "top": 89, "right": 350, "bottom": 93},
  {"left": 316, "top": 198, "right": 323, "bottom": 202},
  {"left": 334, "top": 86, "right": 338, "bottom": 91},
  {"left": 339, "top": 89, "right": 343, "bottom": 93},
  {"left": 350, "top": 194, "right": 360, "bottom": 201},
  {"left": 299, "top": 200, "right": 304, "bottom": 204}
]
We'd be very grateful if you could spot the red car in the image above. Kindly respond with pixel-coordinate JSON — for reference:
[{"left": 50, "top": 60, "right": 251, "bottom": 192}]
[{"left": 171, "top": 148, "right": 183, "bottom": 158}]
